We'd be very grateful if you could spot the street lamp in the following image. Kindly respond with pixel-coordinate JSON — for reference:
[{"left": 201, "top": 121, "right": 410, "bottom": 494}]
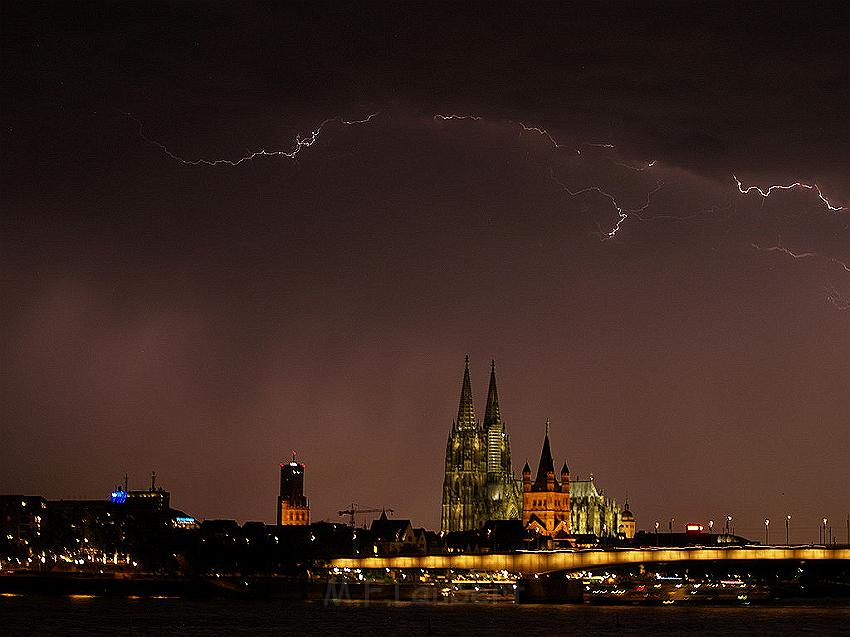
[
  {"left": 785, "top": 515, "right": 791, "bottom": 545},
  {"left": 669, "top": 518, "right": 675, "bottom": 534},
  {"left": 726, "top": 515, "right": 733, "bottom": 535},
  {"left": 708, "top": 519, "right": 714, "bottom": 534},
  {"left": 822, "top": 518, "right": 828, "bottom": 545},
  {"left": 764, "top": 518, "right": 770, "bottom": 545}
]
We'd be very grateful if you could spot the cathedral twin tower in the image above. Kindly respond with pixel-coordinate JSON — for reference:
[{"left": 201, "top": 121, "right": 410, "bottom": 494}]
[{"left": 440, "top": 357, "right": 524, "bottom": 532}]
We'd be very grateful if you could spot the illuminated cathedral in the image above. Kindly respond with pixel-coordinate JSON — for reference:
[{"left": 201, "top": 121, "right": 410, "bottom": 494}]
[
  {"left": 440, "top": 357, "right": 629, "bottom": 538},
  {"left": 440, "top": 358, "right": 522, "bottom": 532}
]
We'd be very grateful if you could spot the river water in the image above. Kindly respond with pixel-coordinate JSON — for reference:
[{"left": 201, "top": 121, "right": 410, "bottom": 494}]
[{"left": 1, "top": 596, "right": 848, "bottom": 636}]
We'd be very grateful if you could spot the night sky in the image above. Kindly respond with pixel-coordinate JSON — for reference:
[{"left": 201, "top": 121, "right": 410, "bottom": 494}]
[{"left": 2, "top": 2, "right": 848, "bottom": 541}]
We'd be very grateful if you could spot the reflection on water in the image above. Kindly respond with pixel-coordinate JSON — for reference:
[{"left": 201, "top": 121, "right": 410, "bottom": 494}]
[{"left": 0, "top": 596, "right": 848, "bottom": 636}]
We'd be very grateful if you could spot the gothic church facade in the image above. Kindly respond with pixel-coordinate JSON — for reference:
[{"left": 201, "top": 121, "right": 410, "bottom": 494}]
[{"left": 440, "top": 358, "right": 522, "bottom": 532}]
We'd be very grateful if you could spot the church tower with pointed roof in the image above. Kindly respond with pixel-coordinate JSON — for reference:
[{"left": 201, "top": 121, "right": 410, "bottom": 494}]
[
  {"left": 522, "top": 421, "right": 571, "bottom": 537},
  {"left": 483, "top": 360, "right": 522, "bottom": 521},
  {"left": 441, "top": 356, "right": 490, "bottom": 532}
]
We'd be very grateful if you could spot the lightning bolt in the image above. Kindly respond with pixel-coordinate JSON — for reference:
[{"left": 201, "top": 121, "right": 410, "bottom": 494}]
[
  {"left": 433, "top": 114, "right": 482, "bottom": 121},
  {"left": 436, "top": 115, "right": 618, "bottom": 155},
  {"left": 433, "top": 113, "right": 583, "bottom": 154},
  {"left": 550, "top": 172, "right": 664, "bottom": 238},
  {"left": 433, "top": 113, "right": 672, "bottom": 237},
  {"left": 616, "top": 159, "right": 658, "bottom": 172},
  {"left": 518, "top": 122, "right": 581, "bottom": 155},
  {"left": 433, "top": 114, "right": 713, "bottom": 237},
  {"left": 124, "top": 109, "right": 846, "bottom": 309},
  {"left": 751, "top": 243, "right": 850, "bottom": 274},
  {"left": 733, "top": 175, "right": 845, "bottom": 212},
  {"left": 122, "top": 111, "right": 379, "bottom": 166},
  {"left": 129, "top": 109, "right": 660, "bottom": 237}
]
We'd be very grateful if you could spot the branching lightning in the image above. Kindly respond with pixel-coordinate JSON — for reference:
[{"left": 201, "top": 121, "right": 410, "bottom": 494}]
[
  {"left": 433, "top": 114, "right": 482, "bottom": 121},
  {"left": 434, "top": 113, "right": 664, "bottom": 236},
  {"left": 733, "top": 175, "right": 845, "bottom": 212},
  {"left": 432, "top": 113, "right": 583, "bottom": 153},
  {"left": 550, "top": 172, "right": 664, "bottom": 238},
  {"left": 751, "top": 243, "right": 850, "bottom": 274},
  {"left": 518, "top": 122, "right": 581, "bottom": 155},
  {"left": 124, "top": 109, "right": 847, "bottom": 309},
  {"left": 432, "top": 115, "right": 794, "bottom": 240},
  {"left": 122, "top": 111, "right": 378, "bottom": 166}
]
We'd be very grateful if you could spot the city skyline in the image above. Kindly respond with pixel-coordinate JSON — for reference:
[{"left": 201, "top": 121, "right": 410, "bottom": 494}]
[
  {"left": 2, "top": 3, "right": 848, "bottom": 542},
  {"left": 3, "top": 355, "right": 847, "bottom": 545}
]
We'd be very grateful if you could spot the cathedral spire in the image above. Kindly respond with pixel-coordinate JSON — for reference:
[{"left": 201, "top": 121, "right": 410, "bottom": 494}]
[
  {"left": 456, "top": 355, "right": 476, "bottom": 429},
  {"left": 483, "top": 359, "right": 502, "bottom": 430},
  {"left": 533, "top": 422, "right": 558, "bottom": 490}
]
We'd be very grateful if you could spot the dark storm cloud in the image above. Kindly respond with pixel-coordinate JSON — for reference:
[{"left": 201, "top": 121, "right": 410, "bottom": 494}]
[
  {"left": 1, "top": 2, "right": 848, "bottom": 535},
  {"left": 3, "top": 1, "right": 846, "bottom": 186}
]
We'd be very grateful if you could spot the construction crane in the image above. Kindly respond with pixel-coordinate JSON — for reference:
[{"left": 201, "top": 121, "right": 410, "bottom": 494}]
[{"left": 337, "top": 503, "right": 394, "bottom": 528}]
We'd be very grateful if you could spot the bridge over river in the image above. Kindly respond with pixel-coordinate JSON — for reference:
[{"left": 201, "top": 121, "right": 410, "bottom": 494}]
[{"left": 330, "top": 546, "right": 850, "bottom": 575}]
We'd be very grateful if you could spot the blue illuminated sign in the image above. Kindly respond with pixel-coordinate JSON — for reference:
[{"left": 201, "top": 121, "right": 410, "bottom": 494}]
[{"left": 109, "top": 490, "right": 128, "bottom": 504}]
